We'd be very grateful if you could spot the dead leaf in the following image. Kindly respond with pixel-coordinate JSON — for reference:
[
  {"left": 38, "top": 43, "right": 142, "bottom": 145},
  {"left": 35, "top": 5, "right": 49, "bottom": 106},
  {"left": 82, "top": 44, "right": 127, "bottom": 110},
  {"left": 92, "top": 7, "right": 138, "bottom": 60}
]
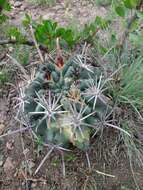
[{"left": 6, "top": 140, "right": 15, "bottom": 150}]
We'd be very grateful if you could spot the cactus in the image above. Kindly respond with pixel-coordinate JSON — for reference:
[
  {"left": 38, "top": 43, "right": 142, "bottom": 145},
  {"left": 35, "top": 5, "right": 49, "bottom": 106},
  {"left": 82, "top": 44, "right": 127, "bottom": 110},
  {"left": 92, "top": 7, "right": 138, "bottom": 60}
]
[{"left": 21, "top": 54, "right": 112, "bottom": 151}]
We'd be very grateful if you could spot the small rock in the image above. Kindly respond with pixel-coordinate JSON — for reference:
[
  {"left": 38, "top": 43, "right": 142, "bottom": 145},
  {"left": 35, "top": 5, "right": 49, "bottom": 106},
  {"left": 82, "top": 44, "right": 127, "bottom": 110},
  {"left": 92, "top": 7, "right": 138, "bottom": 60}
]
[
  {"left": 82, "top": 11, "right": 88, "bottom": 17},
  {"left": 14, "top": 2, "right": 22, "bottom": 8},
  {"left": 21, "top": 181, "right": 26, "bottom": 187},
  {"left": 31, "top": 182, "right": 37, "bottom": 188},
  {"left": 20, "top": 5, "right": 26, "bottom": 11},
  {"left": 28, "top": 160, "right": 35, "bottom": 169},
  {"left": 6, "top": 140, "right": 15, "bottom": 150},
  {"left": 9, "top": 12, "right": 16, "bottom": 19}
]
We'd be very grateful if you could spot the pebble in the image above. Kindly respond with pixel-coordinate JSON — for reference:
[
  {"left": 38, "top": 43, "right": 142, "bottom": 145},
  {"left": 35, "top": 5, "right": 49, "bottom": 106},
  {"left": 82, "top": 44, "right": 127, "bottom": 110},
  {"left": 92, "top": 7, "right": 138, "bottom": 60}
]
[
  {"left": 31, "top": 182, "right": 37, "bottom": 188},
  {"left": 20, "top": 5, "right": 26, "bottom": 11},
  {"left": 14, "top": 1, "right": 22, "bottom": 8}
]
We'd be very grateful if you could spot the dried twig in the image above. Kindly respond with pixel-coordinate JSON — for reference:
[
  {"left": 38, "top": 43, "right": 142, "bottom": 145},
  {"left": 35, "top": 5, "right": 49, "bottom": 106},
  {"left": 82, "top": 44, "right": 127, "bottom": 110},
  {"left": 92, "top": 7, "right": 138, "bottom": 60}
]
[
  {"left": 29, "top": 25, "right": 44, "bottom": 63},
  {"left": 61, "top": 152, "right": 66, "bottom": 177},
  {"left": 86, "top": 151, "right": 91, "bottom": 170},
  {"left": 19, "top": 123, "right": 29, "bottom": 188},
  {"left": 95, "top": 170, "right": 115, "bottom": 178},
  {"left": 20, "top": 169, "right": 47, "bottom": 183},
  {"left": 34, "top": 147, "right": 54, "bottom": 175},
  {"left": 0, "top": 126, "right": 34, "bottom": 139}
]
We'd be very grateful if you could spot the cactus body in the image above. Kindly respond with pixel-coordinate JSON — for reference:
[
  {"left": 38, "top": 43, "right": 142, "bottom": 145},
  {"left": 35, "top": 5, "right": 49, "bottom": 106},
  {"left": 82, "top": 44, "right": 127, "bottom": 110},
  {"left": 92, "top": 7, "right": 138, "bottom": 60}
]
[{"left": 22, "top": 55, "right": 111, "bottom": 151}]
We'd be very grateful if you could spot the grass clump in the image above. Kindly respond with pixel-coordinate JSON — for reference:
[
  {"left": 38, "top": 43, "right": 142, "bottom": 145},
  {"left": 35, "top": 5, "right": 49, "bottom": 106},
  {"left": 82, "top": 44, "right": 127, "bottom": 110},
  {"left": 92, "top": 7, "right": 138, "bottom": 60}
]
[
  {"left": 119, "top": 55, "right": 143, "bottom": 109},
  {"left": 107, "top": 49, "right": 143, "bottom": 115}
]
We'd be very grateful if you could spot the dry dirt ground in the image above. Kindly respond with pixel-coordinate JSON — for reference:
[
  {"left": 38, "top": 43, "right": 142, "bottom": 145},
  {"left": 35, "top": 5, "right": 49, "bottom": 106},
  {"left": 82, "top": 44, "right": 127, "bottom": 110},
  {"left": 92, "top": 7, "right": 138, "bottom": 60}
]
[
  {"left": 0, "top": 0, "right": 143, "bottom": 190},
  {"left": 9, "top": 0, "right": 107, "bottom": 25}
]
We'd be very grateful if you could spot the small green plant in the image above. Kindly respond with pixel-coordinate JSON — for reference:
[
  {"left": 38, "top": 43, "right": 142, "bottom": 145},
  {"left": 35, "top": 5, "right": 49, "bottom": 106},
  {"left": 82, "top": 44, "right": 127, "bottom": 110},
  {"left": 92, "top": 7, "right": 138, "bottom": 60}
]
[
  {"left": 0, "top": 0, "right": 11, "bottom": 24},
  {"left": 65, "top": 153, "right": 77, "bottom": 162},
  {"left": 1, "top": 14, "right": 110, "bottom": 51}
]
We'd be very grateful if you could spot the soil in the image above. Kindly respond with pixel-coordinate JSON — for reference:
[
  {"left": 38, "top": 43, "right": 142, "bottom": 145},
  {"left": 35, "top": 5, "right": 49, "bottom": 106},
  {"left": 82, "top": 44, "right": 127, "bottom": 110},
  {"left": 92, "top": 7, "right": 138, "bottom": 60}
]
[
  {"left": 9, "top": 0, "right": 107, "bottom": 26},
  {"left": 0, "top": 0, "right": 143, "bottom": 190}
]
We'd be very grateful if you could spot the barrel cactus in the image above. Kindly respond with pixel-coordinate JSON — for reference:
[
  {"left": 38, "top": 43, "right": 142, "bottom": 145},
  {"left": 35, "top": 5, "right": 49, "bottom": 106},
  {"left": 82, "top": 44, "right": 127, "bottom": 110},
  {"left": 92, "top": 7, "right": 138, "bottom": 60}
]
[{"left": 20, "top": 54, "right": 111, "bottom": 151}]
